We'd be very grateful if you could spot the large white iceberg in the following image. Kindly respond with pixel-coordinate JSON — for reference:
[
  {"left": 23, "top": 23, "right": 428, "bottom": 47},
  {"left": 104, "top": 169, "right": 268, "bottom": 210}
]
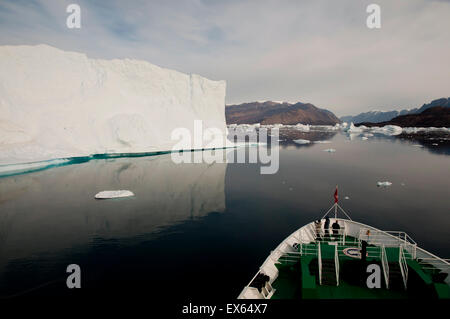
[{"left": 0, "top": 45, "right": 227, "bottom": 166}]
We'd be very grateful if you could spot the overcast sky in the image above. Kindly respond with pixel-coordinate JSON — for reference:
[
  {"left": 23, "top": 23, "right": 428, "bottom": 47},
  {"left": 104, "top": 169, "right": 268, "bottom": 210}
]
[{"left": 0, "top": 0, "right": 449, "bottom": 116}]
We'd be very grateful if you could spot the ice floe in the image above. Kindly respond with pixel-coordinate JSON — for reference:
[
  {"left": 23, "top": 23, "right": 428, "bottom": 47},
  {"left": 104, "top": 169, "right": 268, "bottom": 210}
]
[
  {"left": 370, "top": 125, "right": 402, "bottom": 136},
  {"left": 347, "top": 123, "right": 365, "bottom": 133},
  {"left": 295, "top": 123, "right": 311, "bottom": 132},
  {"left": 95, "top": 190, "right": 135, "bottom": 199},
  {"left": 323, "top": 148, "right": 336, "bottom": 152},
  {"left": 377, "top": 181, "right": 392, "bottom": 187},
  {"left": 313, "top": 140, "right": 332, "bottom": 144},
  {"left": 293, "top": 139, "right": 311, "bottom": 144}
]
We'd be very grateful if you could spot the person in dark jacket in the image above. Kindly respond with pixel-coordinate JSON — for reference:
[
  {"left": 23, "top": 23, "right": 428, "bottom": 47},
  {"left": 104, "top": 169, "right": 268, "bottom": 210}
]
[
  {"left": 324, "top": 217, "right": 330, "bottom": 239},
  {"left": 361, "top": 240, "right": 368, "bottom": 262},
  {"left": 332, "top": 220, "right": 340, "bottom": 239}
]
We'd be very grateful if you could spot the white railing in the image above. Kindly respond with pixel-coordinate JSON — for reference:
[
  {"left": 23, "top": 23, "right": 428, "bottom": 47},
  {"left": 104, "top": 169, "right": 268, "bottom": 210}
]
[
  {"left": 417, "top": 258, "right": 450, "bottom": 271},
  {"left": 334, "top": 244, "right": 339, "bottom": 286},
  {"left": 358, "top": 229, "right": 417, "bottom": 259},
  {"left": 399, "top": 246, "right": 408, "bottom": 290},
  {"left": 260, "top": 281, "right": 275, "bottom": 299},
  {"left": 381, "top": 245, "right": 389, "bottom": 289},
  {"left": 318, "top": 244, "right": 322, "bottom": 285}
]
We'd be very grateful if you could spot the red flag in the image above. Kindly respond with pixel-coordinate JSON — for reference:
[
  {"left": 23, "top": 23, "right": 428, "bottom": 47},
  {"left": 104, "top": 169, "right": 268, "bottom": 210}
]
[{"left": 334, "top": 186, "right": 338, "bottom": 203}]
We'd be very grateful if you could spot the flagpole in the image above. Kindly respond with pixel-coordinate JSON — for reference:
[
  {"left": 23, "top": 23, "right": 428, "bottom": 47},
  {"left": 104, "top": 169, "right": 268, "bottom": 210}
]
[{"left": 334, "top": 185, "right": 338, "bottom": 218}]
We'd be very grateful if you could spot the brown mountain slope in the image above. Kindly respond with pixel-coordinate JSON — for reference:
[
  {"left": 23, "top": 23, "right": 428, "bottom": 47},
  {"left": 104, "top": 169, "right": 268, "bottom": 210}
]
[
  {"left": 225, "top": 101, "right": 340, "bottom": 125},
  {"left": 357, "top": 106, "right": 450, "bottom": 127}
]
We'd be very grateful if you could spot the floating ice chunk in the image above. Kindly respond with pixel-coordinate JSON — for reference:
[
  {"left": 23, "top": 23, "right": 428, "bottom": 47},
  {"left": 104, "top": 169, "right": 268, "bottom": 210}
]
[
  {"left": 313, "top": 140, "right": 332, "bottom": 144},
  {"left": 412, "top": 144, "right": 424, "bottom": 148},
  {"left": 344, "top": 196, "right": 350, "bottom": 200},
  {"left": 361, "top": 137, "right": 368, "bottom": 140},
  {"left": 294, "top": 139, "right": 310, "bottom": 144},
  {"left": 295, "top": 123, "right": 310, "bottom": 132},
  {"left": 432, "top": 143, "right": 438, "bottom": 146},
  {"left": 347, "top": 123, "right": 364, "bottom": 133},
  {"left": 377, "top": 181, "right": 392, "bottom": 187},
  {"left": 402, "top": 127, "right": 450, "bottom": 134},
  {"left": 95, "top": 190, "right": 135, "bottom": 199},
  {"left": 370, "top": 125, "right": 402, "bottom": 136},
  {"left": 323, "top": 148, "right": 336, "bottom": 152}
]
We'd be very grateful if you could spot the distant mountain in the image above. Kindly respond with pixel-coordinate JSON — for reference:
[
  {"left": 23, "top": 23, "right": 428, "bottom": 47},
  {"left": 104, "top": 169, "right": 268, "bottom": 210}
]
[
  {"left": 341, "top": 97, "right": 450, "bottom": 124},
  {"left": 225, "top": 101, "right": 340, "bottom": 125},
  {"left": 357, "top": 106, "right": 450, "bottom": 128},
  {"left": 340, "top": 110, "right": 411, "bottom": 124}
]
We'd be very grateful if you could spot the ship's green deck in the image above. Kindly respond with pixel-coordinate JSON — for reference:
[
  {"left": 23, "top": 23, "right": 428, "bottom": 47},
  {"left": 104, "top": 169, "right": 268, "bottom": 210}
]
[{"left": 270, "top": 235, "right": 450, "bottom": 299}]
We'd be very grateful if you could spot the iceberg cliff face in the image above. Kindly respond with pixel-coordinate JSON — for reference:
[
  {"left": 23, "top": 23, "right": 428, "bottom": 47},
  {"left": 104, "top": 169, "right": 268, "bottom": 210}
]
[{"left": 0, "top": 45, "right": 226, "bottom": 165}]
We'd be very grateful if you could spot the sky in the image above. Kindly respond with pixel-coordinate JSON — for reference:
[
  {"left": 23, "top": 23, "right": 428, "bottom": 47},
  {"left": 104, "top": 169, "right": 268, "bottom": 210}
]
[{"left": 0, "top": 0, "right": 449, "bottom": 116}]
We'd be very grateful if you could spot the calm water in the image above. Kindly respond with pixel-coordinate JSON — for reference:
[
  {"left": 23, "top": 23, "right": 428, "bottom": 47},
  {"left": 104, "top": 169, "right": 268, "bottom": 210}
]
[{"left": 0, "top": 131, "right": 449, "bottom": 299}]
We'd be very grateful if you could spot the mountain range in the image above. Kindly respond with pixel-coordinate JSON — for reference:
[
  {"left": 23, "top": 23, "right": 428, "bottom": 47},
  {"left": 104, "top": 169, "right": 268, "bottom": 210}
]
[
  {"left": 341, "top": 98, "right": 449, "bottom": 124},
  {"left": 225, "top": 101, "right": 340, "bottom": 125},
  {"left": 357, "top": 106, "right": 450, "bottom": 128}
]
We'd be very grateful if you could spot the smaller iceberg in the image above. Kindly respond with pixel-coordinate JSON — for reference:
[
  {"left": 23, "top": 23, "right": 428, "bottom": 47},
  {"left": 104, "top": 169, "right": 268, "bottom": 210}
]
[
  {"left": 361, "top": 136, "right": 368, "bottom": 140},
  {"left": 295, "top": 123, "right": 310, "bottom": 132},
  {"left": 347, "top": 123, "right": 364, "bottom": 133},
  {"left": 377, "top": 181, "right": 392, "bottom": 187},
  {"left": 294, "top": 139, "right": 310, "bottom": 144},
  {"left": 313, "top": 140, "right": 332, "bottom": 144},
  {"left": 370, "top": 125, "right": 402, "bottom": 136},
  {"left": 95, "top": 190, "right": 135, "bottom": 199},
  {"left": 323, "top": 148, "right": 336, "bottom": 152}
]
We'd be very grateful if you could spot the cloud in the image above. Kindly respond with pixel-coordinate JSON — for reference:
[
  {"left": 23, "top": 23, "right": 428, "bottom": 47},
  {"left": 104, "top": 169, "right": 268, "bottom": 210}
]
[{"left": 0, "top": 0, "right": 449, "bottom": 115}]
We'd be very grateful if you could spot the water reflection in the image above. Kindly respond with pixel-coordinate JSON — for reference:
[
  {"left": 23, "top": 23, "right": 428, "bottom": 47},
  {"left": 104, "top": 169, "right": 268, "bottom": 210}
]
[{"left": 0, "top": 155, "right": 227, "bottom": 269}]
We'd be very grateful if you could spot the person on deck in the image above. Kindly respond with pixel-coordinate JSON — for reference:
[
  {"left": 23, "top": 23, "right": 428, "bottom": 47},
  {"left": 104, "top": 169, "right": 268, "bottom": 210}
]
[
  {"left": 332, "top": 220, "right": 340, "bottom": 238},
  {"left": 324, "top": 217, "right": 330, "bottom": 239},
  {"left": 361, "top": 240, "right": 368, "bottom": 262}
]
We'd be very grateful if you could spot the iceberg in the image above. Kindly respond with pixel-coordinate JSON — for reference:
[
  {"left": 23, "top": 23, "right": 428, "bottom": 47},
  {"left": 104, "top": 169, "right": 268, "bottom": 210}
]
[
  {"left": 377, "top": 181, "right": 392, "bottom": 187},
  {"left": 369, "top": 125, "right": 402, "bottom": 136},
  {"left": 347, "top": 123, "right": 364, "bottom": 133},
  {"left": 0, "top": 45, "right": 227, "bottom": 167},
  {"left": 313, "top": 140, "right": 332, "bottom": 144},
  {"left": 293, "top": 139, "right": 310, "bottom": 144},
  {"left": 95, "top": 190, "right": 135, "bottom": 199},
  {"left": 361, "top": 136, "right": 368, "bottom": 140},
  {"left": 402, "top": 127, "right": 450, "bottom": 134},
  {"left": 295, "top": 123, "right": 310, "bottom": 132},
  {"left": 323, "top": 148, "right": 336, "bottom": 152}
]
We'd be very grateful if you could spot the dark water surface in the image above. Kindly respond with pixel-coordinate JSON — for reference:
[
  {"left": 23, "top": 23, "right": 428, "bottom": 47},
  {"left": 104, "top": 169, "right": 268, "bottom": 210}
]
[{"left": 0, "top": 131, "right": 449, "bottom": 299}]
